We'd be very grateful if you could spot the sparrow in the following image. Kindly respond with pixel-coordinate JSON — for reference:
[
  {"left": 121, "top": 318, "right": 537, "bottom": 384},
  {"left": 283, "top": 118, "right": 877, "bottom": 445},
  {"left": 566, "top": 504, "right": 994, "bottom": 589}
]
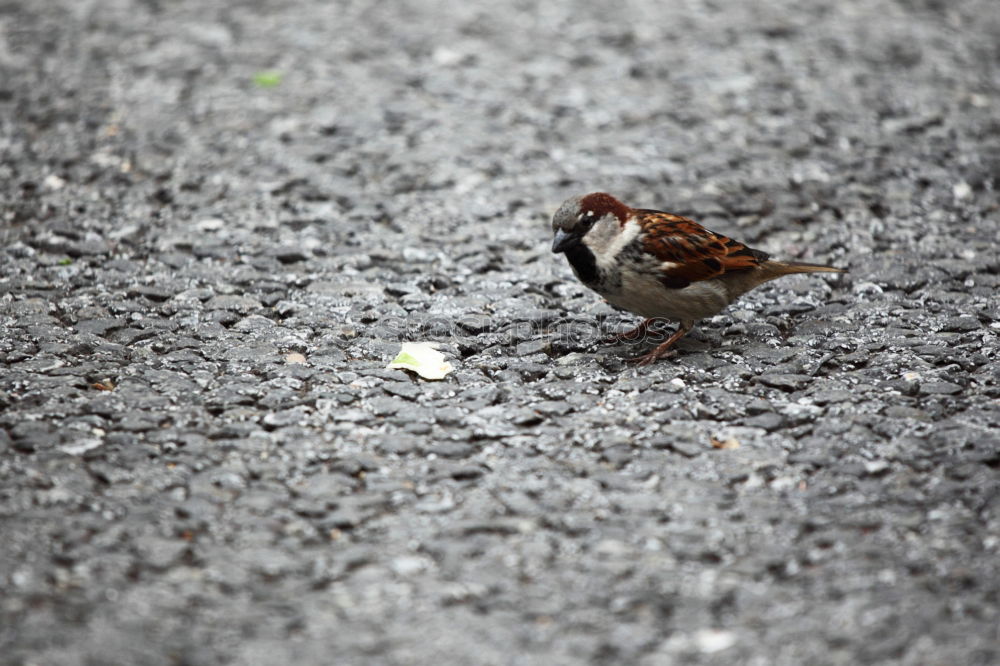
[{"left": 551, "top": 192, "right": 845, "bottom": 365}]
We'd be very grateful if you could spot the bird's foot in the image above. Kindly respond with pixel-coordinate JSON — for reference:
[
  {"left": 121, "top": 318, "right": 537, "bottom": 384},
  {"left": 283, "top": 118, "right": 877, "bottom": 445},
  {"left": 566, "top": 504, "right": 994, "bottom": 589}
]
[
  {"left": 626, "top": 347, "right": 678, "bottom": 366},
  {"left": 623, "top": 322, "right": 693, "bottom": 366}
]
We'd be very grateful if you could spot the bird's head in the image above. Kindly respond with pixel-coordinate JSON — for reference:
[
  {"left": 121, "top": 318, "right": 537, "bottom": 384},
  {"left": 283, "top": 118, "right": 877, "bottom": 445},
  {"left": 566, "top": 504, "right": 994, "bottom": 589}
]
[{"left": 551, "top": 192, "right": 631, "bottom": 254}]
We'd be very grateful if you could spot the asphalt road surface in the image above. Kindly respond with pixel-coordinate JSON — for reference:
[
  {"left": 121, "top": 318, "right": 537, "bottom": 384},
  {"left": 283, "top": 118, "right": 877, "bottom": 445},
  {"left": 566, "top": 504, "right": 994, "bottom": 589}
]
[{"left": 2, "top": 1, "right": 999, "bottom": 664}]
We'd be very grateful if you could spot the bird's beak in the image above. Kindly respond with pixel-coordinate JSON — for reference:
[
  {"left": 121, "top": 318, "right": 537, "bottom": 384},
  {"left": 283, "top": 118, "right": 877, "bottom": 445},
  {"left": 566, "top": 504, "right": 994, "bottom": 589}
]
[{"left": 551, "top": 229, "right": 577, "bottom": 253}]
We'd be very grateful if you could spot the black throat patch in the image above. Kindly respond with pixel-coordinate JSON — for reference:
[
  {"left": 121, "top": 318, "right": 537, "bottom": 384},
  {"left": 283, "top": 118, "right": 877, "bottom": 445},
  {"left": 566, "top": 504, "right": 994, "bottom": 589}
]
[{"left": 563, "top": 242, "right": 599, "bottom": 285}]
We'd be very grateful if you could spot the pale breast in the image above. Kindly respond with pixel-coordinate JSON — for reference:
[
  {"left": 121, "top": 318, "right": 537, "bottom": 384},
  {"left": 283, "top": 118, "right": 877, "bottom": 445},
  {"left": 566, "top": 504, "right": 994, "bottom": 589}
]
[
  {"left": 600, "top": 271, "right": 732, "bottom": 322},
  {"left": 583, "top": 219, "right": 735, "bottom": 323}
]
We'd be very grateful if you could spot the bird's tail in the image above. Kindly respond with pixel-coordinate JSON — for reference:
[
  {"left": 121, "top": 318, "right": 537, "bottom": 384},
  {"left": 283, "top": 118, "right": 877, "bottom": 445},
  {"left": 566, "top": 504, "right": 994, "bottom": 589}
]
[
  {"left": 722, "top": 260, "right": 845, "bottom": 298},
  {"left": 758, "top": 260, "right": 846, "bottom": 283}
]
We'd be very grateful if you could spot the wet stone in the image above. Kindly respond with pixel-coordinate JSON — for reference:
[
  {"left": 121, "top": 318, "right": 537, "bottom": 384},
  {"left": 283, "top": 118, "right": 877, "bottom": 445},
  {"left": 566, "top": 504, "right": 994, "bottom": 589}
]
[
  {"left": 648, "top": 430, "right": 704, "bottom": 457},
  {"left": 919, "top": 381, "right": 963, "bottom": 396},
  {"left": 382, "top": 382, "right": 421, "bottom": 401},
  {"left": 65, "top": 239, "right": 111, "bottom": 256},
  {"left": 456, "top": 314, "right": 493, "bottom": 334},
  {"left": 205, "top": 294, "right": 263, "bottom": 313},
  {"left": 532, "top": 400, "right": 573, "bottom": 416},
  {"left": 883, "top": 405, "right": 930, "bottom": 420},
  {"left": 9, "top": 422, "right": 61, "bottom": 452},
  {"left": 601, "top": 445, "right": 633, "bottom": 469},
  {"left": 375, "top": 434, "right": 421, "bottom": 455},
  {"left": 267, "top": 246, "right": 310, "bottom": 264},
  {"left": 745, "top": 398, "right": 774, "bottom": 415},
  {"left": 743, "top": 413, "right": 786, "bottom": 431},
  {"left": 515, "top": 339, "right": 550, "bottom": 356},
  {"left": 941, "top": 316, "right": 982, "bottom": 332},
  {"left": 427, "top": 441, "right": 476, "bottom": 459},
  {"left": 128, "top": 286, "right": 174, "bottom": 302},
  {"left": 757, "top": 373, "right": 812, "bottom": 391},
  {"left": 471, "top": 423, "right": 518, "bottom": 439},
  {"left": 262, "top": 408, "right": 309, "bottom": 429},
  {"left": 366, "top": 397, "right": 406, "bottom": 416},
  {"left": 508, "top": 408, "right": 543, "bottom": 426},
  {"left": 134, "top": 535, "right": 190, "bottom": 569},
  {"left": 509, "top": 362, "right": 549, "bottom": 381},
  {"left": 111, "top": 328, "right": 157, "bottom": 345},
  {"left": 434, "top": 408, "right": 467, "bottom": 426},
  {"left": 882, "top": 379, "right": 919, "bottom": 396},
  {"left": 75, "top": 318, "right": 125, "bottom": 336},
  {"left": 291, "top": 474, "right": 353, "bottom": 514},
  {"left": 518, "top": 308, "right": 561, "bottom": 326},
  {"left": 402, "top": 421, "right": 432, "bottom": 435},
  {"left": 209, "top": 310, "right": 240, "bottom": 326},
  {"left": 787, "top": 450, "right": 833, "bottom": 467},
  {"left": 444, "top": 464, "right": 486, "bottom": 481},
  {"left": 810, "top": 390, "right": 853, "bottom": 405},
  {"left": 118, "top": 412, "right": 163, "bottom": 432},
  {"left": 322, "top": 497, "right": 384, "bottom": 530}
]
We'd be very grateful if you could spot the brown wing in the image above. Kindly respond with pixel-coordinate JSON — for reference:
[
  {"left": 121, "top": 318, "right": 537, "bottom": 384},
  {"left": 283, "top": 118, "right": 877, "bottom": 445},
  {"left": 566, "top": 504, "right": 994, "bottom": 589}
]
[{"left": 636, "top": 210, "right": 770, "bottom": 289}]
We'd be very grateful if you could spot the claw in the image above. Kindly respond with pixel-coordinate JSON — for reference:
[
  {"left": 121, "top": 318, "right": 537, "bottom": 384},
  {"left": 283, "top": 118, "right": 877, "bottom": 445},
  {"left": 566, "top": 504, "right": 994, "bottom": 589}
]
[
  {"left": 626, "top": 349, "right": 678, "bottom": 366},
  {"left": 621, "top": 321, "right": 693, "bottom": 366}
]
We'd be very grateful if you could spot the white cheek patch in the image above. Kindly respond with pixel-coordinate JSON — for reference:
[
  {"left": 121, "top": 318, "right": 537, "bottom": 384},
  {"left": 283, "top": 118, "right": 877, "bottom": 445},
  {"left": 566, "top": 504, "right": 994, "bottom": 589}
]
[{"left": 590, "top": 218, "right": 641, "bottom": 268}]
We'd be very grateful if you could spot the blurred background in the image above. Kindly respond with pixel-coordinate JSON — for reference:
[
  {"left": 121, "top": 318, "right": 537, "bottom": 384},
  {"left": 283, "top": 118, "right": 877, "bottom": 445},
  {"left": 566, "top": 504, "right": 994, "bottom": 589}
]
[{"left": 5, "top": 0, "right": 998, "bottom": 259}]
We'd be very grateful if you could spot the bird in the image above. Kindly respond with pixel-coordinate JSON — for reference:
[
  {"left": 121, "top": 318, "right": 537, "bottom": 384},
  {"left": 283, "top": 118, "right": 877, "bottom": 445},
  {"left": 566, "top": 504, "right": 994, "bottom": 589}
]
[{"left": 551, "top": 192, "right": 845, "bottom": 365}]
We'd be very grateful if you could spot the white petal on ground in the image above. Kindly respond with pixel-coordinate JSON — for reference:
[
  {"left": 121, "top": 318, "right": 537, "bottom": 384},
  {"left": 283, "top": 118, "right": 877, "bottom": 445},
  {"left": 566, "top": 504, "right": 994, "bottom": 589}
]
[
  {"left": 386, "top": 342, "right": 454, "bottom": 380},
  {"left": 693, "top": 629, "right": 737, "bottom": 653}
]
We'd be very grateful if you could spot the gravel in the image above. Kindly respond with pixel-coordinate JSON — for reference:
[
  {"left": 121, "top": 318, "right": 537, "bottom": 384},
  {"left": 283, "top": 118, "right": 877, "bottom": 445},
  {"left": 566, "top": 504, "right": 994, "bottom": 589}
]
[{"left": 2, "top": 0, "right": 999, "bottom": 664}]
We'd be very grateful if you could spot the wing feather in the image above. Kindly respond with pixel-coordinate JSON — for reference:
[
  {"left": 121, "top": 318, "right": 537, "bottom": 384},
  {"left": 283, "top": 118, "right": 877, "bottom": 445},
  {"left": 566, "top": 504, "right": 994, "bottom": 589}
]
[{"left": 636, "top": 210, "right": 769, "bottom": 289}]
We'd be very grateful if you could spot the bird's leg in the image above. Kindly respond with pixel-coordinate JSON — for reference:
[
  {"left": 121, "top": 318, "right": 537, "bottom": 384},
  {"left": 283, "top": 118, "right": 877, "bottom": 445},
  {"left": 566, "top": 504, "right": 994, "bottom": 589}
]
[
  {"left": 628, "top": 321, "right": 693, "bottom": 366},
  {"left": 603, "top": 318, "right": 656, "bottom": 345}
]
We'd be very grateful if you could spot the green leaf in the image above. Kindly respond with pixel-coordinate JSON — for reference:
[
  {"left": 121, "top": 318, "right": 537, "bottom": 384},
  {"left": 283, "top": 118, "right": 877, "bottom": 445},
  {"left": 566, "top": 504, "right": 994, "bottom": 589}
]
[
  {"left": 252, "top": 70, "right": 283, "bottom": 88},
  {"left": 58, "top": 258, "right": 72, "bottom": 265},
  {"left": 394, "top": 352, "right": 419, "bottom": 366}
]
